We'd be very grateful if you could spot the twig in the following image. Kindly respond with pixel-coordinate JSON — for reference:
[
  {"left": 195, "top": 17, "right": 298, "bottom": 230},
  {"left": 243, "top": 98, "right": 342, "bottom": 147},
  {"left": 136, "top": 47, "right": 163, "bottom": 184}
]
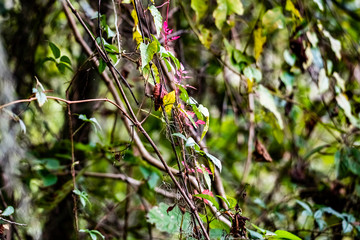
[
  {"left": 0, "top": 217, "right": 27, "bottom": 226},
  {"left": 67, "top": 104, "right": 79, "bottom": 235},
  {"left": 242, "top": 92, "right": 255, "bottom": 184}
]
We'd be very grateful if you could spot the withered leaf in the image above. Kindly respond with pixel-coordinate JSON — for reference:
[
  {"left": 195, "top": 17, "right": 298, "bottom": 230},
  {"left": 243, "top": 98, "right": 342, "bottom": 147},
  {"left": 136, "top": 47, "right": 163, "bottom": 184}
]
[
  {"left": 153, "top": 83, "right": 168, "bottom": 111},
  {"left": 254, "top": 139, "right": 273, "bottom": 162}
]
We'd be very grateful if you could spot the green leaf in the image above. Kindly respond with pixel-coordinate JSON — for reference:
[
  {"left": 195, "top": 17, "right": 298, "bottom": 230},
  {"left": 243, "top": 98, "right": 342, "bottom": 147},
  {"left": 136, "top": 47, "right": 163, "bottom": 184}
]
[
  {"left": 254, "top": 198, "right": 266, "bottom": 209},
  {"left": 248, "top": 229, "right": 265, "bottom": 239},
  {"left": 41, "top": 173, "right": 58, "bottom": 187},
  {"left": 98, "top": 58, "right": 106, "bottom": 73},
  {"left": 49, "top": 41, "right": 60, "bottom": 59},
  {"left": 257, "top": 85, "right": 284, "bottom": 129},
  {"left": 140, "top": 166, "right": 160, "bottom": 190},
  {"left": 205, "top": 152, "right": 222, "bottom": 172},
  {"left": 254, "top": 28, "right": 266, "bottom": 61},
  {"left": 140, "top": 40, "right": 158, "bottom": 70},
  {"left": 73, "top": 189, "right": 91, "bottom": 208},
  {"left": 273, "top": 230, "right": 302, "bottom": 240},
  {"left": 172, "top": 132, "right": 187, "bottom": 141},
  {"left": 216, "top": 195, "right": 230, "bottom": 208},
  {"left": 149, "top": 5, "right": 162, "bottom": 37},
  {"left": 80, "top": 229, "right": 104, "bottom": 240},
  {"left": 318, "top": 68, "right": 329, "bottom": 94},
  {"left": 313, "top": 0, "right": 324, "bottom": 11},
  {"left": 283, "top": 50, "right": 296, "bottom": 66},
  {"left": 78, "top": 115, "right": 102, "bottom": 132},
  {"left": 336, "top": 93, "right": 359, "bottom": 127},
  {"left": 209, "top": 219, "right": 230, "bottom": 232},
  {"left": 244, "top": 66, "right": 262, "bottom": 83},
  {"left": 60, "top": 55, "right": 72, "bottom": 66},
  {"left": 191, "top": 0, "right": 208, "bottom": 22},
  {"left": 213, "top": 0, "right": 243, "bottom": 29},
  {"left": 1, "top": 206, "right": 14, "bottom": 216},
  {"left": 296, "top": 200, "right": 313, "bottom": 216},
  {"left": 147, "top": 203, "right": 191, "bottom": 234},
  {"left": 198, "top": 25, "right": 212, "bottom": 49},
  {"left": 42, "top": 158, "right": 61, "bottom": 170},
  {"left": 262, "top": 7, "right": 285, "bottom": 33},
  {"left": 193, "top": 193, "right": 219, "bottom": 209},
  {"left": 198, "top": 104, "right": 209, "bottom": 141}
]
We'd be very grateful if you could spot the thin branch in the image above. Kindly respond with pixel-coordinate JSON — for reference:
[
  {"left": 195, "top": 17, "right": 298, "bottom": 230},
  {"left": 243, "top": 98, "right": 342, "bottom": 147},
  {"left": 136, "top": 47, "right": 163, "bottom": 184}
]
[{"left": 242, "top": 92, "right": 255, "bottom": 184}]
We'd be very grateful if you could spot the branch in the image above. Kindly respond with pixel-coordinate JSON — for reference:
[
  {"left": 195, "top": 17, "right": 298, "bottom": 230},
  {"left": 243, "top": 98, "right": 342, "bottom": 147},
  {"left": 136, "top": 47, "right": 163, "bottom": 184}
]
[{"left": 83, "top": 172, "right": 178, "bottom": 199}]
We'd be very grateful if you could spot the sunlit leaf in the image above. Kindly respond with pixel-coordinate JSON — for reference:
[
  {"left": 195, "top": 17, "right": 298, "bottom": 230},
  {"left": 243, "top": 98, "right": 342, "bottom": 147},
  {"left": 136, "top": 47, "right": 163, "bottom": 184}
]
[
  {"left": 193, "top": 193, "right": 219, "bottom": 209},
  {"left": 162, "top": 90, "right": 176, "bottom": 113},
  {"left": 140, "top": 40, "right": 158, "bottom": 70},
  {"left": 262, "top": 7, "right": 285, "bottom": 33},
  {"left": 257, "top": 85, "right": 284, "bottom": 129},
  {"left": 205, "top": 152, "right": 222, "bottom": 172},
  {"left": 1, "top": 206, "right": 14, "bottom": 216},
  {"left": 149, "top": 5, "right": 162, "bottom": 37},
  {"left": 296, "top": 200, "right": 313, "bottom": 216},
  {"left": 285, "top": 0, "right": 302, "bottom": 20},
  {"left": 274, "top": 230, "right": 302, "bottom": 240},
  {"left": 191, "top": 0, "right": 208, "bottom": 22},
  {"left": 244, "top": 66, "right": 262, "bottom": 83},
  {"left": 323, "top": 30, "right": 341, "bottom": 59},
  {"left": 213, "top": 0, "right": 243, "bottom": 29},
  {"left": 254, "top": 28, "right": 266, "bottom": 61},
  {"left": 147, "top": 203, "right": 191, "bottom": 234},
  {"left": 19, "top": 119, "right": 26, "bottom": 134},
  {"left": 336, "top": 93, "right": 359, "bottom": 126},
  {"left": 318, "top": 68, "right": 329, "bottom": 94}
]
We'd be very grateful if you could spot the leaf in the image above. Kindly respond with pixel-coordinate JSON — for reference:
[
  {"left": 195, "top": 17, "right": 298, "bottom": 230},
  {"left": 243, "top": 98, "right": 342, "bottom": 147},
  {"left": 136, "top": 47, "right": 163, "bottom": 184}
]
[
  {"left": 198, "top": 25, "right": 212, "bottom": 49},
  {"left": 323, "top": 30, "right": 341, "bottom": 59},
  {"left": 213, "top": 0, "right": 244, "bottom": 29},
  {"left": 1, "top": 206, "right": 14, "bottom": 216},
  {"left": 198, "top": 104, "right": 209, "bottom": 141},
  {"left": 49, "top": 41, "right": 60, "bottom": 59},
  {"left": 60, "top": 55, "right": 72, "bottom": 66},
  {"left": 191, "top": 0, "right": 208, "bottom": 22},
  {"left": 98, "top": 58, "right": 106, "bottom": 73},
  {"left": 244, "top": 66, "right": 262, "bottom": 83},
  {"left": 254, "top": 198, "right": 266, "bottom": 209},
  {"left": 336, "top": 93, "right": 359, "bottom": 127},
  {"left": 296, "top": 200, "right": 313, "bottom": 216},
  {"left": 209, "top": 219, "right": 230, "bottom": 232},
  {"left": 274, "top": 230, "right": 302, "bottom": 240},
  {"left": 342, "top": 219, "right": 353, "bottom": 233},
  {"left": 149, "top": 5, "right": 162, "bottom": 37},
  {"left": 285, "top": 0, "right": 302, "bottom": 20},
  {"left": 257, "top": 85, "right": 284, "bottom": 129},
  {"left": 333, "top": 72, "right": 345, "bottom": 92},
  {"left": 140, "top": 41, "right": 158, "bottom": 70},
  {"left": 19, "top": 119, "right": 26, "bottom": 134},
  {"left": 140, "top": 166, "right": 160, "bottom": 190},
  {"left": 147, "top": 203, "right": 191, "bottom": 234},
  {"left": 78, "top": 115, "right": 103, "bottom": 132},
  {"left": 262, "top": 7, "right": 285, "bottom": 33},
  {"left": 318, "top": 68, "right": 329, "bottom": 94},
  {"left": 172, "top": 132, "right": 187, "bottom": 141},
  {"left": 283, "top": 50, "right": 296, "bottom": 66},
  {"left": 73, "top": 189, "right": 91, "bottom": 208},
  {"left": 193, "top": 193, "right": 219, "bottom": 209},
  {"left": 248, "top": 229, "right": 265, "bottom": 239},
  {"left": 254, "top": 28, "right": 266, "bottom": 61},
  {"left": 33, "top": 87, "right": 47, "bottom": 107},
  {"left": 41, "top": 173, "right": 58, "bottom": 187},
  {"left": 43, "top": 158, "right": 61, "bottom": 170},
  {"left": 313, "top": 0, "right": 324, "bottom": 11},
  {"left": 205, "top": 152, "right": 222, "bottom": 172},
  {"left": 162, "top": 91, "right": 176, "bottom": 113}
]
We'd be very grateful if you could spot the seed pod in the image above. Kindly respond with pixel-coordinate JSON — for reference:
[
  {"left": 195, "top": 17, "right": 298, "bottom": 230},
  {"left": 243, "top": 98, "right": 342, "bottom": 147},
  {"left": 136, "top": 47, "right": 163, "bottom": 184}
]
[{"left": 153, "top": 83, "right": 168, "bottom": 111}]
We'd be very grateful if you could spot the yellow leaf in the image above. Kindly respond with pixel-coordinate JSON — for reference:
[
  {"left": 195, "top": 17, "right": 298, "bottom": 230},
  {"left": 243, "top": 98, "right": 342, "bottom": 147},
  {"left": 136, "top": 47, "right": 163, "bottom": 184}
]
[
  {"left": 254, "top": 28, "right": 266, "bottom": 61},
  {"left": 162, "top": 91, "right": 176, "bottom": 113},
  {"left": 285, "top": 0, "right": 302, "bottom": 20}
]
